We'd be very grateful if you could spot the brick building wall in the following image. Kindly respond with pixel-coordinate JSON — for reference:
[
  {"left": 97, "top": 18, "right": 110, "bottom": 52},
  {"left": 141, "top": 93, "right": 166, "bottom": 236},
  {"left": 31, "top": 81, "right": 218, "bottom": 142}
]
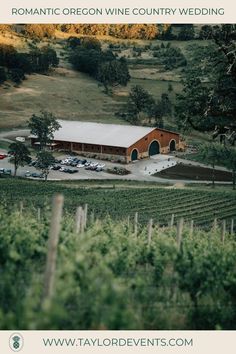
[
  {"left": 126, "top": 128, "right": 179, "bottom": 162},
  {"left": 31, "top": 128, "right": 179, "bottom": 163}
]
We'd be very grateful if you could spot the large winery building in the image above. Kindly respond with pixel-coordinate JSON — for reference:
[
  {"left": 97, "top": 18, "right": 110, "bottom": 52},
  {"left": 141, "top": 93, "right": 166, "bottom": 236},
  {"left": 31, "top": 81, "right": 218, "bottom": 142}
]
[{"left": 31, "top": 120, "right": 180, "bottom": 163}]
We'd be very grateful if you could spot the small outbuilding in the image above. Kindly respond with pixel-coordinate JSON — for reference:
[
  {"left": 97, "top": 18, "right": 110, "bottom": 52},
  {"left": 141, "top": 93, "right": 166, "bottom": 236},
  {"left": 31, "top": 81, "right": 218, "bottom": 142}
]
[{"left": 30, "top": 120, "right": 180, "bottom": 163}]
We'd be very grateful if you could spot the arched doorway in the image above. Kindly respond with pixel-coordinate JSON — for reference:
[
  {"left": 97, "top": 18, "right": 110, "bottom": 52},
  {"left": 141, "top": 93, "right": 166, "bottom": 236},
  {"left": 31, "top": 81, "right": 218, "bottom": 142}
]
[
  {"left": 169, "top": 139, "right": 176, "bottom": 152},
  {"left": 149, "top": 140, "right": 160, "bottom": 156},
  {"left": 131, "top": 149, "right": 138, "bottom": 161}
]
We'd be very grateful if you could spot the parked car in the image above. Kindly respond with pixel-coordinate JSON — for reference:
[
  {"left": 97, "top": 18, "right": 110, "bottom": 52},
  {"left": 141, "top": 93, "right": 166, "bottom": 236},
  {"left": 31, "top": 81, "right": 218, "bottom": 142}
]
[
  {"left": 90, "top": 162, "right": 98, "bottom": 167},
  {"left": 31, "top": 172, "right": 44, "bottom": 178},
  {"left": 51, "top": 165, "right": 61, "bottom": 170},
  {"left": 61, "top": 158, "right": 72, "bottom": 165},
  {"left": 70, "top": 161, "right": 78, "bottom": 167},
  {"left": 67, "top": 169, "right": 78, "bottom": 174},
  {"left": 25, "top": 171, "right": 31, "bottom": 177},
  {"left": 77, "top": 163, "right": 84, "bottom": 168},
  {"left": 29, "top": 160, "right": 37, "bottom": 166},
  {"left": 0, "top": 154, "right": 7, "bottom": 160},
  {"left": 90, "top": 165, "right": 98, "bottom": 171},
  {"left": 3, "top": 169, "right": 11, "bottom": 175},
  {"left": 0, "top": 168, "right": 11, "bottom": 175}
]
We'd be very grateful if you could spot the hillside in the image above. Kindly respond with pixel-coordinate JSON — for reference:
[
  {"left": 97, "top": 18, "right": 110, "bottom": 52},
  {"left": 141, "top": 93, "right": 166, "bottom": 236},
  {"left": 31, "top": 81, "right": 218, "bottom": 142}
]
[{"left": 0, "top": 29, "right": 207, "bottom": 131}]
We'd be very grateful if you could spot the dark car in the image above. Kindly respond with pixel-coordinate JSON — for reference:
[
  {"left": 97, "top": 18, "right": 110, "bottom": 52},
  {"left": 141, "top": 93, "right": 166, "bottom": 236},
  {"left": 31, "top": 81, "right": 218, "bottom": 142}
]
[
  {"left": 29, "top": 160, "right": 37, "bottom": 166},
  {"left": 31, "top": 172, "right": 44, "bottom": 178},
  {"left": 67, "top": 169, "right": 78, "bottom": 174},
  {"left": 70, "top": 161, "right": 78, "bottom": 167},
  {"left": 52, "top": 165, "right": 61, "bottom": 170},
  {"left": 73, "top": 159, "right": 81, "bottom": 164}
]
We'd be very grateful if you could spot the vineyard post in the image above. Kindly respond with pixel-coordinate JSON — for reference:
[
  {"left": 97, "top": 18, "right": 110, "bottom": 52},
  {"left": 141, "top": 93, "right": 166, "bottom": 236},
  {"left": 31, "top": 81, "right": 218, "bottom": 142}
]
[
  {"left": 177, "top": 218, "right": 184, "bottom": 250},
  {"left": 213, "top": 218, "right": 217, "bottom": 232},
  {"left": 75, "top": 206, "right": 82, "bottom": 234},
  {"left": 90, "top": 211, "right": 95, "bottom": 225},
  {"left": 190, "top": 220, "right": 194, "bottom": 237},
  {"left": 84, "top": 204, "right": 88, "bottom": 229},
  {"left": 127, "top": 215, "right": 130, "bottom": 228},
  {"left": 43, "top": 194, "right": 64, "bottom": 303},
  {"left": 134, "top": 212, "right": 138, "bottom": 237},
  {"left": 148, "top": 218, "right": 153, "bottom": 246},
  {"left": 19, "top": 201, "right": 23, "bottom": 215},
  {"left": 170, "top": 214, "right": 175, "bottom": 228},
  {"left": 230, "top": 219, "right": 234, "bottom": 235},
  {"left": 221, "top": 220, "right": 226, "bottom": 244},
  {"left": 81, "top": 208, "right": 85, "bottom": 233},
  {"left": 37, "top": 208, "right": 41, "bottom": 222}
]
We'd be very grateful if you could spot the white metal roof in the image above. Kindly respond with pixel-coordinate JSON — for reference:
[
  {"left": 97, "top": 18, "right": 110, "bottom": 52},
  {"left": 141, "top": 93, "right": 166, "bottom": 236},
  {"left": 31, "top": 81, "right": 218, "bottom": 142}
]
[{"left": 50, "top": 120, "right": 156, "bottom": 148}]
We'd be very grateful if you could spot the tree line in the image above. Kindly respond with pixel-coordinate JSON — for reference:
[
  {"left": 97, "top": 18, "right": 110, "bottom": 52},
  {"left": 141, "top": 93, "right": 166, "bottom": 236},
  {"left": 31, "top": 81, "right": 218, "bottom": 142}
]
[
  {"left": 174, "top": 25, "right": 236, "bottom": 188},
  {"left": 152, "top": 42, "right": 187, "bottom": 70},
  {"left": 0, "top": 24, "right": 213, "bottom": 41},
  {"left": 68, "top": 37, "right": 130, "bottom": 93},
  {"left": 0, "top": 43, "right": 59, "bottom": 84},
  {"left": 117, "top": 85, "right": 172, "bottom": 128},
  {"left": 175, "top": 25, "right": 236, "bottom": 139}
]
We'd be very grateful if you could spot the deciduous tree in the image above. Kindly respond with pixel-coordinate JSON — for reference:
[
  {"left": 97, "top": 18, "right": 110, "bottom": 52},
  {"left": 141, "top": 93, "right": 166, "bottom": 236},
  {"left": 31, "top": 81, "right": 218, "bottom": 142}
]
[
  {"left": 8, "top": 142, "right": 31, "bottom": 177},
  {"left": 223, "top": 148, "right": 236, "bottom": 190},
  {"left": 36, "top": 151, "right": 55, "bottom": 181},
  {"left": 199, "top": 143, "right": 226, "bottom": 188},
  {"left": 28, "top": 111, "right": 61, "bottom": 150}
]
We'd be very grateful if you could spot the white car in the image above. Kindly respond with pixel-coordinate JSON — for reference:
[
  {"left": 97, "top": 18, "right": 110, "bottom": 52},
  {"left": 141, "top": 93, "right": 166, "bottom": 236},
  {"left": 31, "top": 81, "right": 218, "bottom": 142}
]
[
  {"left": 77, "top": 163, "right": 85, "bottom": 168},
  {"left": 59, "top": 167, "right": 66, "bottom": 172},
  {"left": 97, "top": 164, "right": 105, "bottom": 169},
  {"left": 90, "top": 162, "right": 98, "bottom": 167},
  {"left": 61, "top": 157, "right": 73, "bottom": 164}
]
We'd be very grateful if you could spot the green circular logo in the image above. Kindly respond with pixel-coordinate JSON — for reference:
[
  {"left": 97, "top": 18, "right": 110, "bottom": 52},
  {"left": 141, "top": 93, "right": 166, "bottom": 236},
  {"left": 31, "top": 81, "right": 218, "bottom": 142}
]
[{"left": 9, "top": 333, "right": 24, "bottom": 352}]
